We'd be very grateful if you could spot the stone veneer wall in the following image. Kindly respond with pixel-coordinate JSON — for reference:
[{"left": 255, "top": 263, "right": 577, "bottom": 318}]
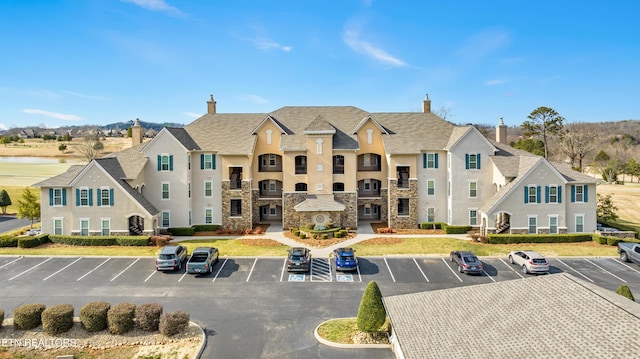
[
  {"left": 387, "top": 179, "right": 418, "bottom": 229},
  {"left": 357, "top": 195, "right": 388, "bottom": 222},
  {"left": 283, "top": 192, "right": 308, "bottom": 229},
  {"left": 222, "top": 180, "right": 252, "bottom": 230},
  {"left": 251, "top": 190, "right": 283, "bottom": 224},
  {"left": 334, "top": 192, "right": 357, "bottom": 229}
]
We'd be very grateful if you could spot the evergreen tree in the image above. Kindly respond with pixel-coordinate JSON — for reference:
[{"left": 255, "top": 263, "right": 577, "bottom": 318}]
[
  {"left": 17, "top": 187, "right": 40, "bottom": 228},
  {"left": 0, "top": 189, "right": 11, "bottom": 214},
  {"left": 356, "top": 281, "right": 386, "bottom": 333}
]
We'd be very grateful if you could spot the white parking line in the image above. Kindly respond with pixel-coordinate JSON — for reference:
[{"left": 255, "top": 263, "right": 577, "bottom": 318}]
[
  {"left": 611, "top": 258, "right": 640, "bottom": 274},
  {"left": 42, "top": 257, "right": 83, "bottom": 281},
  {"left": 499, "top": 258, "right": 525, "bottom": 279},
  {"left": 280, "top": 257, "right": 287, "bottom": 282},
  {"left": 482, "top": 269, "right": 496, "bottom": 282},
  {"left": 178, "top": 271, "right": 188, "bottom": 282},
  {"left": 413, "top": 258, "right": 429, "bottom": 282},
  {"left": 356, "top": 262, "right": 362, "bottom": 282},
  {"left": 144, "top": 270, "right": 157, "bottom": 282},
  {"left": 383, "top": 257, "right": 396, "bottom": 283},
  {"left": 9, "top": 257, "right": 53, "bottom": 281},
  {"left": 441, "top": 258, "right": 463, "bottom": 282},
  {"left": 246, "top": 258, "right": 258, "bottom": 282},
  {"left": 584, "top": 259, "right": 626, "bottom": 283},
  {"left": 110, "top": 258, "right": 140, "bottom": 282},
  {"left": 212, "top": 258, "right": 228, "bottom": 282},
  {"left": 555, "top": 259, "right": 594, "bottom": 282},
  {"left": 0, "top": 256, "right": 23, "bottom": 269},
  {"left": 77, "top": 258, "right": 110, "bottom": 281}
]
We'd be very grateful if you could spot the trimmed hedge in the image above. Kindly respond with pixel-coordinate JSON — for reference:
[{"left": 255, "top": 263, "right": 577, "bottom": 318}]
[
  {"left": 159, "top": 310, "right": 190, "bottom": 337},
  {"left": 0, "top": 236, "right": 19, "bottom": 247},
  {"left": 13, "top": 304, "right": 46, "bottom": 330},
  {"left": 488, "top": 233, "right": 594, "bottom": 244},
  {"left": 80, "top": 301, "right": 111, "bottom": 332},
  {"left": 18, "top": 237, "right": 40, "bottom": 248},
  {"left": 593, "top": 235, "right": 608, "bottom": 245},
  {"left": 135, "top": 303, "right": 163, "bottom": 332},
  {"left": 42, "top": 304, "right": 74, "bottom": 335},
  {"left": 115, "top": 237, "right": 150, "bottom": 246},
  {"left": 49, "top": 235, "right": 150, "bottom": 246},
  {"left": 168, "top": 227, "right": 195, "bottom": 236},
  {"left": 420, "top": 222, "right": 445, "bottom": 230},
  {"left": 192, "top": 224, "right": 220, "bottom": 232},
  {"left": 108, "top": 303, "right": 136, "bottom": 335},
  {"left": 445, "top": 225, "right": 472, "bottom": 234}
]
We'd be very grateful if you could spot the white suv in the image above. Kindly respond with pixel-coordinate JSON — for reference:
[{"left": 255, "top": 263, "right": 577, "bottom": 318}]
[{"left": 508, "top": 250, "right": 549, "bottom": 274}]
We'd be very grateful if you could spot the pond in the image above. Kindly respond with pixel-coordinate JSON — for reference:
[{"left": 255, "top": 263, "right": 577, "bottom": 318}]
[{"left": 0, "top": 156, "right": 72, "bottom": 164}]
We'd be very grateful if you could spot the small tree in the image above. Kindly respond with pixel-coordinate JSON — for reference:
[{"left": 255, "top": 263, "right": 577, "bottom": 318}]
[
  {"left": 626, "top": 158, "right": 640, "bottom": 183},
  {"left": 0, "top": 189, "right": 11, "bottom": 214},
  {"left": 522, "top": 106, "right": 564, "bottom": 159},
  {"left": 596, "top": 193, "right": 618, "bottom": 223},
  {"left": 356, "top": 281, "right": 386, "bottom": 333},
  {"left": 58, "top": 143, "right": 67, "bottom": 153},
  {"left": 616, "top": 284, "right": 635, "bottom": 301},
  {"left": 17, "top": 187, "right": 40, "bottom": 228}
]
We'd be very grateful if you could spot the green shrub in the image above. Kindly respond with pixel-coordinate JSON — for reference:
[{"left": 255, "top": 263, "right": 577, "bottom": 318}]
[
  {"left": 592, "top": 235, "right": 608, "bottom": 245},
  {"left": 13, "top": 304, "right": 46, "bottom": 330},
  {"left": 107, "top": 303, "right": 136, "bottom": 335},
  {"left": 357, "top": 281, "right": 386, "bottom": 333},
  {"left": 42, "top": 304, "right": 74, "bottom": 335},
  {"left": 80, "top": 302, "right": 111, "bottom": 332},
  {"left": 616, "top": 284, "right": 635, "bottom": 301},
  {"left": 0, "top": 309, "right": 4, "bottom": 329},
  {"left": 292, "top": 229, "right": 300, "bottom": 236},
  {"left": 192, "top": 224, "right": 220, "bottom": 232},
  {"left": 135, "top": 303, "right": 163, "bottom": 332},
  {"left": 305, "top": 223, "right": 315, "bottom": 230},
  {"left": 321, "top": 234, "right": 328, "bottom": 239},
  {"left": 420, "top": 222, "right": 444, "bottom": 230},
  {"left": 50, "top": 235, "right": 117, "bottom": 246},
  {"left": 115, "top": 236, "right": 150, "bottom": 246},
  {"left": 299, "top": 233, "right": 306, "bottom": 239},
  {"left": 168, "top": 227, "right": 195, "bottom": 236},
  {"left": 159, "top": 310, "right": 190, "bottom": 336},
  {"left": 445, "top": 225, "right": 472, "bottom": 234},
  {"left": 607, "top": 236, "right": 622, "bottom": 246},
  {"left": 18, "top": 237, "right": 40, "bottom": 248},
  {"left": 0, "top": 236, "right": 19, "bottom": 247},
  {"left": 487, "top": 234, "right": 593, "bottom": 244}
]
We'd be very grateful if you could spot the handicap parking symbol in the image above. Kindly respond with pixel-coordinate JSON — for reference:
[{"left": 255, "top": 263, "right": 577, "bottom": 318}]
[
  {"left": 337, "top": 274, "right": 353, "bottom": 282},
  {"left": 288, "top": 274, "right": 305, "bottom": 282}
]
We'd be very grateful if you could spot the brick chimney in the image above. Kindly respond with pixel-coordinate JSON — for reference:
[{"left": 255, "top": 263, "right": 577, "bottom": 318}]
[
  {"left": 496, "top": 117, "right": 507, "bottom": 144},
  {"left": 132, "top": 118, "right": 143, "bottom": 146},
  {"left": 207, "top": 94, "right": 216, "bottom": 114},
  {"left": 422, "top": 94, "right": 431, "bottom": 113}
]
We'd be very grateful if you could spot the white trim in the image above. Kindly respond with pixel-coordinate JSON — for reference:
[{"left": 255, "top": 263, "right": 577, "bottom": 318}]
[
  {"left": 80, "top": 218, "right": 90, "bottom": 236},
  {"left": 53, "top": 217, "right": 63, "bottom": 235},
  {"left": 100, "top": 218, "right": 111, "bottom": 236},
  {"left": 161, "top": 182, "right": 170, "bottom": 200},
  {"left": 204, "top": 181, "right": 213, "bottom": 197}
]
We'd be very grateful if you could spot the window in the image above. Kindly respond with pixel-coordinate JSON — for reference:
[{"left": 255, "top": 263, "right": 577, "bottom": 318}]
[
  {"left": 469, "top": 210, "right": 478, "bottom": 226},
  {"left": 101, "top": 219, "right": 110, "bottom": 236},
  {"left": 295, "top": 183, "right": 307, "bottom": 192},
  {"left": 398, "top": 198, "right": 409, "bottom": 216},
  {"left": 366, "top": 129, "right": 373, "bottom": 144},
  {"left": 80, "top": 219, "right": 89, "bottom": 236},
  {"left": 53, "top": 218, "right": 63, "bottom": 235},
  {"left": 364, "top": 179, "right": 371, "bottom": 190},
  {"left": 525, "top": 186, "right": 541, "bottom": 204},
  {"left": 333, "top": 182, "right": 344, "bottom": 192},
  {"left": 427, "top": 207, "right": 435, "bottom": 222},
  {"left": 528, "top": 216, "right": 537, "bottom": 234},
  {"left": 161, "top": 212, "right": 170, "bottom": 228},
  {"left": 187, "top": 154, "right": 190, "bottom": 170},
  {"left": 200, "top": 154, "right": 216, "bottom": 170},
  {"left": 576, "top": 215, "right": 584, "bottom": 233},
  {"left": 269, "top": 180, "right": 276, "bottom": 191},
  {"left": 204, "top": 181, "right": 212, "bottom": 197},
  {"left": 158, "top": 154, "right": 172, "bottom": 171},
  {"left": 333, "top": 155, "right": 344, "bottom": 174},
  {"left": 364, "top": 205, "right": 371, "bottom": 215},
  {"left": 97, "top": 188, "right": 113, "bottom": 207},
  {"left": 469, "top": 182, "right": 477, "bottom": 198},
  {"left": 423, "top": 153, "right": 438, "bottom": 169},
  {"left": 549, "top": 216, "right": 558, "bottom": 234},
  {"left": 466, "top": 153, "right": 481, "bottom": 170},
  {"left": 547, "top": 185, "right": 561, "bottom": 203},
  {"left": 270, "top": 207, "right": 276, "bottom": 216},
  {"left": 572, "top": 185, "right": 588, "bottom": 203},
  {"left": 447, "top": 181, "right": 451, "bottom": 197},
  {"left": 230, "top": 199, "right": 242, "bottom": 216},
  {"left": 188, "top": 182, "right": 191, "bottom": 198},
  {"left": 266, "top": 129, "right": 273, "bottom": 145},
  {"left": 295, "top": 156, "right": 307, "bottom": 174},
  {"left": 51, "top": 188, "right": 64, "bottom": 206},
  {"left": 269, "top": 154, "right": 276, "bottom": 166},
  {"left": 162, "top": 183, "right": 170, "bottom": 200},
  {"left": 79, "top": 188, "right": 89, "bottom": 206},
  {"left": 188, "top": 210, "right": 191, "bottom": 226},
  {"left": 205, "top": 208, "right": 212, "bottom": 224},
  {"left": 427, "top": 180, "right": 435, "bottom": 196}
]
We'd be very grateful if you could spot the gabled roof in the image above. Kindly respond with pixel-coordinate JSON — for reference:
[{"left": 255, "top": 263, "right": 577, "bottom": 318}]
[
  {"left": 250, "top": 115, "right": 292, "bottom": 136},
  {"left": 304, "top": 115, "right": 336, "bottom": 134},
  {"left": 104, "top": 143, "right": 148, "bottom": 180},
  {"left": 93, "top": 158, "right": 158, "bottom": 216},
  {"left": 552, "top": 161, "right": 601, "bottom": 183},
  {"left": 293, "top": 194, "right": 346, "bottom": 212},
  {"left": 165, "top": 127, "right": 200, "bottom": 151},
  {"left": 444, "top": 126, "right": 497, "bottom": 153},
  {"left": 33, "top": 165, "right": 85, "bottom": 187},
  {"left": 351, "top": 115, "right": 389, "bottom": 135}
]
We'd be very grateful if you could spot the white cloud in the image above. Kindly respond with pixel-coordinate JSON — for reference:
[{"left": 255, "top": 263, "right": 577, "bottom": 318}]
[
  {"left": 62, "top": 90, "right": 106, "bottom": 101},
  {"left": 0, "top": 123, "right": 7, "bottom": 131},
  {"left": 247, "top": 95, "right": 269, "bottom": 105},
  {"left": 22, "top": 109, "right": 83, "bottom": 121},
  {"left": 183, "top": 112, "right": 202, "bottom": 119},
  {"left": 485, "top": 79, "right": 506, "bottom": 86},
  {"left": 343, "top": 24, "right": 406, "bottom": 67},
  {"left": 239, "top": 35, "right": 292, "bottom": 52},
  {"left": 121, "top": 0, "right": 184, "bottom": 17}
]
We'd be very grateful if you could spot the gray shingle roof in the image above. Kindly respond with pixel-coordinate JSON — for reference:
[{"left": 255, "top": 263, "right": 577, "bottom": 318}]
[
  {"left": 383, "top": 274, "right": 640, "bottom": 359},
  {"left": 95, "top": 158, "right": 158, "bottom": 215},
  {"left": 552, "top": 161, "right": 600, "bottom": 183},
  {"left": 104, "top": 143, "right": 148, "bottom": 180},
  {"left": 33, "top": 165, "right": 85, "bottom": 187},
  {"left": 165, "top": 127, "right": 200, "bottom": 151}
]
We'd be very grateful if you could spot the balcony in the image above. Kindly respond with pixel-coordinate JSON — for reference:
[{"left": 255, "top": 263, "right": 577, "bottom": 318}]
[
  {"left": 358, "top": 189, "right": 381, "bottom": 197},
  {"left": 258, "top": 154, "right": 283, "bottom": 172},
  {"left": 357, "top": 153, "right": 381, "bottom": 172}
]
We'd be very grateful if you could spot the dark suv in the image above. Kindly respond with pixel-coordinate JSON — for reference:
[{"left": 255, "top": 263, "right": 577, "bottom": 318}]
[
  {"left": 287, "top": 247, "right": 311, "bottom": 272},
  {"left": 155, "top": 245, "right": 188, "bottom": 271}
]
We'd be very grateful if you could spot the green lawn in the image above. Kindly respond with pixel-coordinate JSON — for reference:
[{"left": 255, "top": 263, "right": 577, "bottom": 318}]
[
  {"left": 317, "top": 317, "right": 390, "bottom": 344},
  {"left": 0, "top": 186, "right": 40, "bottom": 215}
]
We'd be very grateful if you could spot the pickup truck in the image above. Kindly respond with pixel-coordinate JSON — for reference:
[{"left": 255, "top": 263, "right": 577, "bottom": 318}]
[
  {"left": 617, "top": 242, "right": 640, "bottom": 263},
  {"left": 186, "top": 247, "right": 219, "bottom": 275}
]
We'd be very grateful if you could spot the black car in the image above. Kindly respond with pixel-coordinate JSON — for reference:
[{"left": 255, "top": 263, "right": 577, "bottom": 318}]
[
  {"left": 287, "top": 247, "right": 311, "bottom": 272},
  {"left": 449, "top": 250, "right": 483, "bottom": 275}
]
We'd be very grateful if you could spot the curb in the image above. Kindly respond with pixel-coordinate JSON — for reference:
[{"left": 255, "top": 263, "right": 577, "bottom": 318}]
[
  {"left": 313, "top": 318, "right": 391, "bottom": 349},
  {"left": 192, "top": 320, "right": 207, "bottom": 359}
]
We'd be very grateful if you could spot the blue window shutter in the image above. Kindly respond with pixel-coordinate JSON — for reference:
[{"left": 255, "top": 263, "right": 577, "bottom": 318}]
[
  {"left": 62, "top": 188, "right": 67, "bottom": 206},
  {"left": 97, "top": 188, "right": 102, "bottom": 207},
  {"left": 423, "top": 154, "right": 426, "bottom": 168},
  {"left": 465, "top": 154, "right": 469, "bottom": 169},
  {"left": 157, "top": 155, "right": 161, "bottom": 171},
  {"left": 110, "top": 189, "right": 114, "bottom": 206},
  {"left": 169, "top": 155, "right": 173, "bottom": 171},
  {"left": 545, "top": 186, "right": 549, "bottom": 203},
  {"left": 76, "top": 189, "right": 80, "bottom": 206},
  {"left": 213, "top": 154, "right": 216, "bottom": 169},
  {"left": 477, "top": 153, "right": 481, "bottom": 169},
  {"left": 524, "top": 186, "right": 529, "bottom": 204},
  {"left": 89, "top": 189, "right": 93, "bottom": 206},
  {"left": 583, "top": 185, "right": 588, "bottom": 202},
  {"left": 571, "top": 185, "right": 576, "bottom": 202},
  {"left": 49, "top": 188, "right": 54, "bottom": 206},
  {"left": 536, "top": 186, "right": 541, "bottom": 203},
  {"left": 434, "top": 153, "right": 438, "bottom": 168},
  {"left": 558, "top": 187, "right": 562, "bottom": 203},
  {"left": 200, "top": 154, "right": 205, "bottom": 169}
]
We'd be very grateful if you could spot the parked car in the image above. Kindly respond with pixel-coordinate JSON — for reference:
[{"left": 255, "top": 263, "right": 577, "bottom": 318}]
[
  {"left": 186, "top": 247, "right": 219, "bottom": 274},
  {"left": 617, "top": 242, "right": 640, "bottom": 263},
  {"left": 449, "top": 250, "right": 483, "bottom": 274},
  {"left": 334, "top": 247, "right": 358, "bottom": 272},
  {"left": 155, "top": 245, "right": 188, "bottom": 271},
  {"left": 508, "top": 250, "right": 549, "bottom": 274},
  {"left": 287, "top": 247, "right": 311, "bottom": 272}
]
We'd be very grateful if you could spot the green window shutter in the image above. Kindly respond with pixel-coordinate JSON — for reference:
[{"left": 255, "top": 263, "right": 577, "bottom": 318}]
[
  {"left": 169, "top": 155, "right": 173, "bottom": 171},
  {"left": 477, "top": 153, "right": 481, "bottom": 169},
  {"left": 545, "top": 186, "right": 549, "bottom": 203},
  {"left": 558, "top": 187, "right": 562, "bottom": 203},
  {"left": 583, "top": 185, "right": 588, "bottom": 202},
  {"left": 49, "top": 188, "right": 54, "bottom": 206},
  {"left": 423, "top": 154, "right": 427, "bottom": 168},
  {"left": 465, "top": 154, "right": 469, "bottom": 169},
  {"left": 524, "top": 186, "right": 529, "bottom": 204},
  {"left": 213, "top": 154, "right": 216, "bottom": 169},
  {"left": 157, "top": 155, "right": 161, "bottom": 171},
  {"left": 62, "top": 188, "right": 67, "bottom": 206},
  {"left": 200, "top": 154, "right": 205, "bottom": 169},
  {"left": 89, "top": 189, "right": 93, "bottom": 206},
  {"left": 97, "top": 188, "right": 102, "bottom": 207},
  {"left": 434, "top": 153, "right": 438, "bottom": 168},
  {"left": 571, "top": 185, "right": 576, "bottom": 202},
  {"left": 536, "top": 186, "right": 541, "bottom": 203},
  {"left": 76, "top": 189, "right": 80, "bottom": 206},
  {"left": 110, "top": 189, "right": 114, "bottom": 206}
]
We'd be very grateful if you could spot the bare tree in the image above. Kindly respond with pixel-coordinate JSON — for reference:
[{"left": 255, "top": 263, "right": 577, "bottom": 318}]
[
  {"left": 560, "top": 122, "right": 597, "bottom": 171},
  {"left": 434, "top": 106, "right": 453, "bottom": 121},
  {"left": 77, "top": 135, "right": 103, "bottom": 162}
]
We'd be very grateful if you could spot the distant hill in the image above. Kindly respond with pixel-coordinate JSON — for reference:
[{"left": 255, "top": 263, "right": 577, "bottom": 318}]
[
  {"left": 102, "top": 120, "right": 184, "bottom": 132},
  {"left": 1, "top": 120, "right": 184, "bottom": 137}
]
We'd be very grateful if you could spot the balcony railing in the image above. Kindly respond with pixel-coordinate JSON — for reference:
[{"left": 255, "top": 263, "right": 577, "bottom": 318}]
[
  {"left": 358, "top": 164, "right": 381, "bottom": 172},
  {"left": 259, "top": 190, "right": 282, "bottom": 198},
  {"left": 358, "top": 189, "right": 381, "bottom": 197},
  {"left": 295, "top": 165, "right": 307, "bottom": 174}
]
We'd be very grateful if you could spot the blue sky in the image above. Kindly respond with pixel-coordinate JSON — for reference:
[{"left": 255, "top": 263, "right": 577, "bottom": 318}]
[{"left": 1, "top": 0, "right": 638, "bottom": 130}]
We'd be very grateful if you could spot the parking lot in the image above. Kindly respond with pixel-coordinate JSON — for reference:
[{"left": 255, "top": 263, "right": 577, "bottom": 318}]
[{"left": 2, "top": 254, "right": 640, "bottom": 294}]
